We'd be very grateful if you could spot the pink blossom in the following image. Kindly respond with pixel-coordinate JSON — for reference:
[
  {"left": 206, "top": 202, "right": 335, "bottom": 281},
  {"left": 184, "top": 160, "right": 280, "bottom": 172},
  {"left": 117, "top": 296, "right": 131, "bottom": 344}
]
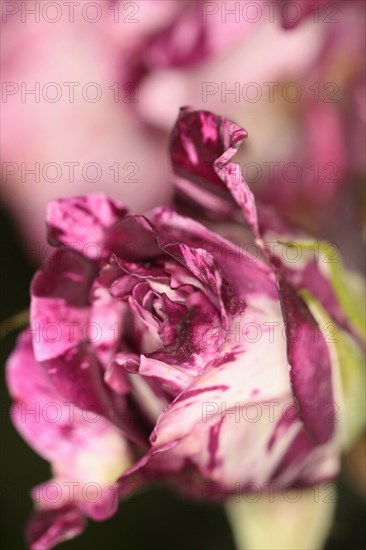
[{"left": 7, "top": 109, "right": 364, "bottom": 549}]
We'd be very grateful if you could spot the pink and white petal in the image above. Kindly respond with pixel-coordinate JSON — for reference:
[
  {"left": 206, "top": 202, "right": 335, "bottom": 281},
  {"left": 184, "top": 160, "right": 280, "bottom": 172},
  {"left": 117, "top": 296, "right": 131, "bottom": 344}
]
[
  {"left": 151, "top": 295, "right": 291, "bottom": 448},
  {"left": 7, "top": 336, "right": 132, "bottom": 490},
  {"left": 149, "top": 207, "right": 278, "bottom": 302},
  {"left": 168, "top": 394, "right": 338, "bottom": 488},
  {"left": 138, "top": 355, "right": 194, "bottom": 394},
  {"left": 30, "top": 249, "right": 96, "bottom": 361},
  {"left": 47, "top": 193, "right": 127, "bottom": 257},
  {"left": 26, "top": 506, "right": 86, "bottom": 550},
  {"left": 104, "top": 353, "right": 134, "bottom": 395},
  {"left": 33, "top": 477, "right": 119, "bottom": 522},
  {"left": 278, "top": 278, "right": 335, "bottom": 444},
  {"left": 42, "top": 344, "right": 114, "bottom": 421},
  {"left": 89, "top": 282, "right": 125, "bottom": 364},
  {"left": 170, "top": 108, "right": 260, "bottom": 237}
]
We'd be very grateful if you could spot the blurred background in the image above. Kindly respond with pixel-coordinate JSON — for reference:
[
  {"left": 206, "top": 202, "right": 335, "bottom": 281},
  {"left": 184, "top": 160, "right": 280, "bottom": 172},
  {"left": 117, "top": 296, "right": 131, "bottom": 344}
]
[{"left": 1, "top": 1, "right": 365, "bottom": 548}]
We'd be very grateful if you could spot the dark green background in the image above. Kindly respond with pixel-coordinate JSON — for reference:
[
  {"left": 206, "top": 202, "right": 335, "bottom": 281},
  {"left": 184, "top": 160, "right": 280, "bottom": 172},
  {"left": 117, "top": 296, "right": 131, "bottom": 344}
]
[{"left": 1, "top": 206, "right": 365, "bottom": 550}]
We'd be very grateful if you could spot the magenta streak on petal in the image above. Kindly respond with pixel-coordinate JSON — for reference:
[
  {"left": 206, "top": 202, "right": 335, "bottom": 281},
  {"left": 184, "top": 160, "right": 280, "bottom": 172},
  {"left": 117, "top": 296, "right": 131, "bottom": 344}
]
[
  {"left": 207, "top": 418, "right": 224, "bottom": 471},
  {"left": 267, "top": 413, "right": 293, "bottom": 451},
  {"left": 175, "top": 385, "right": 229, "bottom": 403},
  {"left": 270, "top": 429, "right": 315, "bottom": 482}
]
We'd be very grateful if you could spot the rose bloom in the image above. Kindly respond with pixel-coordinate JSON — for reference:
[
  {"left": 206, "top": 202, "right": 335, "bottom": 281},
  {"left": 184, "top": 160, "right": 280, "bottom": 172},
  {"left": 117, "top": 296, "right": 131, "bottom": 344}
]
[
  {"left": 6, "top": 109, "right": 365, "bottom": 550},
  {"left": 1, "top": 1, "right": 364, "bottom": 249}
]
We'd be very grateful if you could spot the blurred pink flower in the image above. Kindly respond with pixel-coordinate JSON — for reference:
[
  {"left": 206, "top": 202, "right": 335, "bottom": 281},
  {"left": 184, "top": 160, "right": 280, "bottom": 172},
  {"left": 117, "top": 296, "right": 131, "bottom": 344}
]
[
  {"left": 2, "top": 1, "right": 364, "bottom": 252},
  {"left": 1, "top": 1, "right": 175, "bottom": 244}
]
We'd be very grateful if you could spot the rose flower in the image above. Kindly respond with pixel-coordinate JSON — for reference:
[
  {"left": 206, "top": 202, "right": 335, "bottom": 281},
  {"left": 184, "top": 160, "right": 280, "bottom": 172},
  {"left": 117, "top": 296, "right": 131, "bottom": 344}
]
[{"left": 6, "top": 109, "right": 365, "bottom": 550}]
